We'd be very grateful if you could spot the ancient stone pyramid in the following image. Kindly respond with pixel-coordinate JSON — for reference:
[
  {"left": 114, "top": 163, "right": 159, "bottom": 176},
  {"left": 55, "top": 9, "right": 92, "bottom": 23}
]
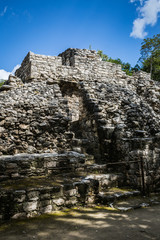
[{"left": 0, "top": 48, "right": 160, "bottom": 220}]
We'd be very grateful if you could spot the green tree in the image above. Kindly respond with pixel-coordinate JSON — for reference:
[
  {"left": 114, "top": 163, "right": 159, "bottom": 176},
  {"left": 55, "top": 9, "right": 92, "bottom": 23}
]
[
  {"left": 89, "top": 44, "right": 92, "bottom": 50},
  {"left": 122, "top": 62, "right": 132, "bottom": 76},
  {"left": 132, "top": 64, "right": 141, "bottom": 73},
  {"left": 97, "top": 50, "right": 134, "bottom": 76},
  {"left": 97, "top": 50, "right": 109, "bottom": 61},
  {"left": 139, "top": 34, "right": 160, "bottom": 81},
  {"left": 0, "top": 80, "right": 5, "bottom": 87}
]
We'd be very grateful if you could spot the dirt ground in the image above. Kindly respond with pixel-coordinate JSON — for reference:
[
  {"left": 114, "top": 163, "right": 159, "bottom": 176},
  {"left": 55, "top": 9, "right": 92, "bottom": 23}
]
[{"left": 0, "top": 205, "right": 160, "bottom": 240}]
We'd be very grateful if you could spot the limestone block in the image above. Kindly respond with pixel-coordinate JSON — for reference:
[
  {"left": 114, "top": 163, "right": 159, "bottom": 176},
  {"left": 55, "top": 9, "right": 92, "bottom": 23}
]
[
  {"left": 41, "top": 205, "right": 52, "bottom": 213},
  {"left": 40, "top": 200, "right": 51, "bottom": 207},
  {"left": 40, "top": 193, "right": 51, "bottom": 200},
  {"left": 53, "top": 198, "right": 65, "bottom": 206},
  {"left": 0, "top": 127, "right": 5, "bottom": 133},
  {"left": 27, "top": 191, "right": 39, "bottom": 201},
  {"left": 11, "top": 212, "right": 27, "bottom": 219},
  {"left": 23, "top": 201, "right": 38, "bottom": 212}
]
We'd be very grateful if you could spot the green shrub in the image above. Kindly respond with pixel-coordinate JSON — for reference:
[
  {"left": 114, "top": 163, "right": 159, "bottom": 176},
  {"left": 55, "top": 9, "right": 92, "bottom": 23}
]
[{"left": 0, "top": 80, "right": 5, "bottom": 87}]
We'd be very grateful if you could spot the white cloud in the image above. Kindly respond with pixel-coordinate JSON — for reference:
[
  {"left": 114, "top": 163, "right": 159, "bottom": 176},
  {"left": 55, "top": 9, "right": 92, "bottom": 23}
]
[
  {"left": 130, "top": 0, "right": 144, "bottom": 5},
  {"left": 11, "top": 64, "right": 21, "bottom": 74},
  {"left": 0, "top": 64, "right": 20, "bottom": 80},
  {"left": 130, "top": 0, "right": 160, "bottom": 39},
  {"left": 0, "top": 6, "right": 7, "bottom": 17},
  {"left": 0, "top": 69, "right": 10, "bottom": 80}
]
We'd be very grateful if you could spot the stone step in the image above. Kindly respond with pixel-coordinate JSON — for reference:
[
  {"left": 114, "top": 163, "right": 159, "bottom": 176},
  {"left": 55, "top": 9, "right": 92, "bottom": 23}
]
[
  {"left": 85, "top": 164, "right": 107, "bottom": 174},
  {"left": 84, "top": 173, "right": 124, "bottom": 190},
  {"left": 96, "top": 188, "right": 141, "bottom": 205},
  {"left": 113, "top": 193, "right": 160, "bottom": 211},
  {"left": 0, "top": 151, "right": 86, "bottom": 182},
  {"left": 0, "top": 151, "right": 125, "bottom": 185},
  {"left": 121, "top": 137, "right": 154, "bottom": 142},
  {"left": 0, "top": 175, "right": 98, "bottom": 221},
  {"left": 85, "top": 154, "right": 96, "bottom": 165},
  {"left": 0, "top": 172, "right": 125, "bottom": 221},
  {"left": 71, "top": 147, "right": 83, "bottom": 154},
  {"left": 72, "top": 138, "right": 89, "bottom": 146},
  {"left": 1, "top": 175, "right": 159, "bottom": 221}
]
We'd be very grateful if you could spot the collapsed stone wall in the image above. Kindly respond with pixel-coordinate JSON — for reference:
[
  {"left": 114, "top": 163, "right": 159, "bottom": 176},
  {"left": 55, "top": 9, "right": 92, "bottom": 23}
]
[{"left": 0, "top": 48, "right": 160, "bottom": 192}]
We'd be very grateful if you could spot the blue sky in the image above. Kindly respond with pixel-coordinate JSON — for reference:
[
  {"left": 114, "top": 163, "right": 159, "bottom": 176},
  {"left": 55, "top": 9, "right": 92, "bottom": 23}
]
[{"left": 0, "top": 0, "right": 160, "bottom": 79}]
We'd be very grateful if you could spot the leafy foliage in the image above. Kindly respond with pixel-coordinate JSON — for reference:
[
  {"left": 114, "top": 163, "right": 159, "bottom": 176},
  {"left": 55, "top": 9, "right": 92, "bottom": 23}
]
[
  {"left": 0, "top": 80, "right": 5, "bottom": 87},
  {"left": 97, "top": 50, "right": 138, "bottom": 76},
  {"left": 139, "top": 34, "right": 160, "bottom": 81}
]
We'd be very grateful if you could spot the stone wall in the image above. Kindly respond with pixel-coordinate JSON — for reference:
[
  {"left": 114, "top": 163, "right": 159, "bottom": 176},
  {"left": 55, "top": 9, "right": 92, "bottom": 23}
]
[
  {"left": 16, "top": 48, "right": 124, "bottom": 83},
  {"left": 16, "top": 51, "right": 62, "bottom": 82},
  {"left": 0, "top": 152, "right": 85, "bottom": 181},
  {"left": 0, "top": 175, "right": 100, "bottom": 220}
]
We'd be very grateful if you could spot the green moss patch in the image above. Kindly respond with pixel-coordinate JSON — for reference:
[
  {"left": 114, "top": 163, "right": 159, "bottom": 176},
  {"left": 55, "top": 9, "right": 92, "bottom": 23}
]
[{"left": 0, "top": 176, "right": 61, "bottom": 190}]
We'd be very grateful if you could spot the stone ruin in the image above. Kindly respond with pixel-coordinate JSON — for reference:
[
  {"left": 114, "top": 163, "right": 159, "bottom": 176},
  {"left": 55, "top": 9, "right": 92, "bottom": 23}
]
[{"left": 0, "top": 48, "right": 160, "bottom": 220}]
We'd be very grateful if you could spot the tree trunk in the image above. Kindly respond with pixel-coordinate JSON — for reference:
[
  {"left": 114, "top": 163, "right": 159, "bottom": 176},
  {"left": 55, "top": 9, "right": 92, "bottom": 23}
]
[{"left": 150, "top": 58, "right": 153, "bottom": 78}]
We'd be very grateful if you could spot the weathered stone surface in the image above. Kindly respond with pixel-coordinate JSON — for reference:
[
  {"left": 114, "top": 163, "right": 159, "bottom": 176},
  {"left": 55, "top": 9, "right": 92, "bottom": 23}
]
[
  {"left": 53, "top": 198, "right": 65, "bottom": 206},
  {"left": 0, "top": 85, "right": 13, "bottom": 91},
  {"left": 0, "top": 152, "right": 85, "bottom": 181},
  {"left": 23, "top": 201, "right": 38, "bottom": 211},
  {"left": 0, "top": 48, "right": 160, "bottom": 221}
]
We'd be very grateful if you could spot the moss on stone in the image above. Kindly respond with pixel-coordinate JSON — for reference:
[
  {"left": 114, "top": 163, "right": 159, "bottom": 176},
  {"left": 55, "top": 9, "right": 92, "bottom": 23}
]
[
  {"left": 108, "top": 187, "right": 135, "bottom": 193},
  {"left": 0, "top": 176, "right": 61, "bottom": 190}
]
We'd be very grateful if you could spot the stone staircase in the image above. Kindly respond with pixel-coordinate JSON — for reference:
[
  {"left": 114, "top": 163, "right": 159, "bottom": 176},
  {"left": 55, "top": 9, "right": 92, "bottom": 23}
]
[
  {"left": 3, "top": 166, "right": 159, "bottom": 221},
  {"left": 0, "top": 150, "right": 137, "bottom": 221},
  {"left": 0, "top": 95, "right": 159, "bottom": 222}
]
